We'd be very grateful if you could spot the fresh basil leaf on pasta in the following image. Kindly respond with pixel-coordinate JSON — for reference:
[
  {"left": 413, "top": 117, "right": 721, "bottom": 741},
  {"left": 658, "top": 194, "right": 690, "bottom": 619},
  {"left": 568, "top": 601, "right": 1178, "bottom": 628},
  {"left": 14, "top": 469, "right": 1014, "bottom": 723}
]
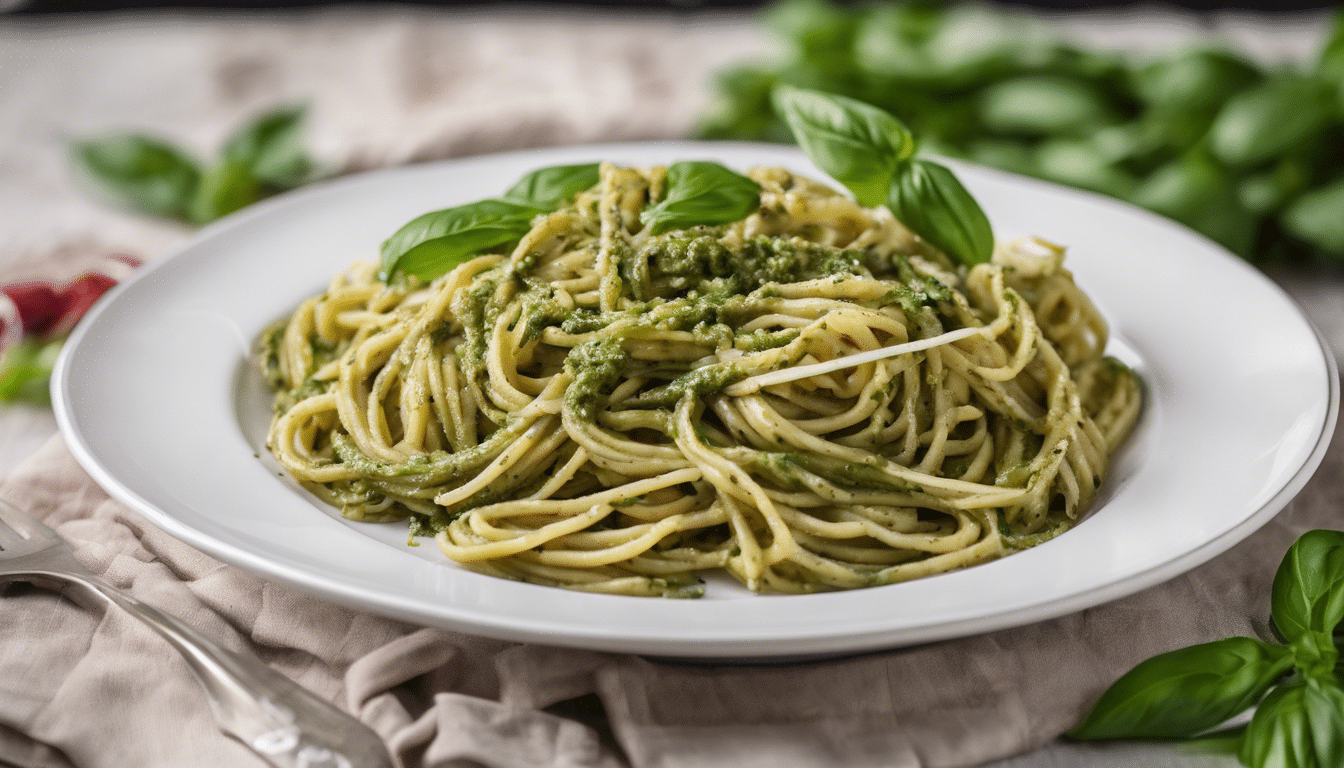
[
  {"left": 773, "top": 85, "right": 915, "bottom": 207},
  {"left": 1271, "top": 529, "right": 1344, "bottom": 644},
  {"left": 1239, "top": 679, "right": 1344, "bottom": 768},
  {"left": 887, "top": 159, "right": 993, "bottom": 266},
  {"left": 639, "top": 161, "right": 761, "bottom": 235},
  {"left": 70, "top": 135, "right": 201, "bottom": 217},
  {"left": 221, "top": 103, "right": 315, "bottom": 189},
  {"left": 1068, "top": 638, "right": 1293, "bottom": 740},
  {"left": 503, "top": 163, "right": 601, "bottom": 210},
  {"left": 380, "top": 199, "right": 541, "bottom": 282}
]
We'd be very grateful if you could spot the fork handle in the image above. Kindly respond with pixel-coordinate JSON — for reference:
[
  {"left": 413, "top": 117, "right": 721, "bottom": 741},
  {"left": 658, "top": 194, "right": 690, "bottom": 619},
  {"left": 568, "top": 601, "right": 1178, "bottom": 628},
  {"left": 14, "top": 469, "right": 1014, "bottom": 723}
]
[{"left": 21, "top": 568, "right": 392, "bottom": 768}]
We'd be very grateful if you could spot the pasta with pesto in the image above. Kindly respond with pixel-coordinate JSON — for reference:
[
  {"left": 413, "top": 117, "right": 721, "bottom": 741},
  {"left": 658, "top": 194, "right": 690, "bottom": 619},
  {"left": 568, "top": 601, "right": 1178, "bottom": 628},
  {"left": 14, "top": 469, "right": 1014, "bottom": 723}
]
[{"left": 258, "top": 162, "right": 1141, "bottom": 597}]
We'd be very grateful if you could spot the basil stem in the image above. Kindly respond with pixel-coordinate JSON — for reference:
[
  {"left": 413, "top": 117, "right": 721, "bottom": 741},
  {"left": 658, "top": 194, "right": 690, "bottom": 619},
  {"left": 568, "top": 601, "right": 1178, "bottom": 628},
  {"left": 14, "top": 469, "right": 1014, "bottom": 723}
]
[
  {"left": 502, "top": 163, "right": 601, "bottom": 210},
  {"left": 379, "top": 199, "right": 542, "bottom": 282},
  {"left": 1068, "top": 638, "right": 1293, "bottom": 740},
  {"left": 221, "top": 103, "right": 315, "bottom": 189},
  {"left": 773, "top": 84, "right": 915, "bottom": 207},
  {"left": 1239, "top": 678, "right": 1344, "bottom": 768},
  {"left": 639, "top": 161, "right": 761, "bottom": 235},
  {"left": 70, "top": 135, "right": 201, "bottom": 217},
  {"left": 887, "top": 159, "right": 994, "bottom": 266},
  {"left": 1271, "top": 529, "right": 1344, "bottom": 645}
]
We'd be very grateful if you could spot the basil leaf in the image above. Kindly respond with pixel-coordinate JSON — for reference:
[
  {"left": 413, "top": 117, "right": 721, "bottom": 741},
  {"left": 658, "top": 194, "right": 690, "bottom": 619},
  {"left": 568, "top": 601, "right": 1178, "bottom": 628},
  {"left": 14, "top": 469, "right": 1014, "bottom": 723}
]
[
  {"left": 1238, "top": 158, "right": 1311, "bottom": 217},
  {"left": 221, "top": 104, "right": 314, "bottom": 189},
  {"left": 1271, "top": 529, "right": 1344, "bottom": 644},
  {"left": 773, "top": 85, "right": 915, "bottom": 207},
  {"left": 767, "top": 0, "right": 859, "bottom": 74},
  {"left": 379, "top": 199, "right": 541, "bottom": 282},
  {"left": 1068, "top": 637, "right": 1293, "bottom": 740},
  {"left": 70, "top": 135, "right": 200, "bottom": 217},
  {"left": 964, "top": 139, "right": 1037, "bottom": 177},
  {"left": 1133, "top": 48, "right": 1261, "bottom": 113},
  {"left": 0, "top": 339, "right": 63, "bottom": 404},
  {"left": 188, "top": 161, "right": 264, "bottom": 224},
  {"left": 1132, "top": 153, "right": 1257, "bottom": 258},
  {"left": 1318, "top": 9, "right": 1344, "bottom": 80},
  {"left": 1034, "top": 138, "right": 1138, "bottom": 199},
  {"left": 1240, "top": 678, "right": 1344, "bottom": 768},
  {"left": 1283, "top": 179, "right": 1344, "bottom": 258},
  {"left": 1210, "top": 77, "right": 1337, "bottom": 168},
  {"left": 639, "top": 161, "right": 760, "bottom": 236},
  {"left": 887, "top": 159, "right": 993, "bottom": 266},
  {"left": 502, "top": 163, "right": 600, "bottom": 210},
  {"left": 977, "top": 75, "right": 1120, "bottom": 137}
]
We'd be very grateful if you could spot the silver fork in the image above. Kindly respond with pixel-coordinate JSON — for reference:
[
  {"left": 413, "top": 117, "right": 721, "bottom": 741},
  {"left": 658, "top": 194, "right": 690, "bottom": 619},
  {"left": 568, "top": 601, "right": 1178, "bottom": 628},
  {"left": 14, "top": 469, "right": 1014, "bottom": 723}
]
[{"left": 0, "top": 499, "right": 394, "bottom": 768}]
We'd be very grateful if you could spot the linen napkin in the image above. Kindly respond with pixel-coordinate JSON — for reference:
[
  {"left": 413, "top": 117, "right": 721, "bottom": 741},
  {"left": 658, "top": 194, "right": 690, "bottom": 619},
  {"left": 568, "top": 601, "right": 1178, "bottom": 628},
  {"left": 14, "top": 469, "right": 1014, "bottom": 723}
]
[{"left": 0, "top": 8, "right": 1339, "bottom": 768}]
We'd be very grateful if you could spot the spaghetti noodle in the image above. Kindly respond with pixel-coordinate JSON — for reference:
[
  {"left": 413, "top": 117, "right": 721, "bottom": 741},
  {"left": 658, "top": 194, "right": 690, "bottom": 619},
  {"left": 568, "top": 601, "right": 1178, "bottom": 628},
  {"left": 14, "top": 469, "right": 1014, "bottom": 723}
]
[{"left": 259, "top": 163, "right": 1141, "bottom": 596}]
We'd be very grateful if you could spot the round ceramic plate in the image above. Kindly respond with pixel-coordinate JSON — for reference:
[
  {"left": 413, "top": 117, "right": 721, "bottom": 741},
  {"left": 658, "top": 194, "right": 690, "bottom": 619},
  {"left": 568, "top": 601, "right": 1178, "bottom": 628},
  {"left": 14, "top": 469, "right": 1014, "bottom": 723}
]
[{"left": 53, "top": 142, "right": 1337, "bottom": 658}]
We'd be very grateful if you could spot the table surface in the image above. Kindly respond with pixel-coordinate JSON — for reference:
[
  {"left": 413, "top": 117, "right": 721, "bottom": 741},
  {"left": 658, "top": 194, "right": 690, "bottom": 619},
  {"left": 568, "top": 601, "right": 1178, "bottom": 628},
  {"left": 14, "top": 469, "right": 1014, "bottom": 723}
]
[{"left": 2, "top": 6, "right": 1339, "bottom": 767}]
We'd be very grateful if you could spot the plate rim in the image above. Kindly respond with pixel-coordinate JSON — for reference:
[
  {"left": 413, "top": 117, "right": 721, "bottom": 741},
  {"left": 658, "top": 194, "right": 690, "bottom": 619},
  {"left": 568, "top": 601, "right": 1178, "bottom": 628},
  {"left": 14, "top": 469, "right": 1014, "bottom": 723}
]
[{"left": 50, "top": 140, "right": 1341, "bottom": 657}]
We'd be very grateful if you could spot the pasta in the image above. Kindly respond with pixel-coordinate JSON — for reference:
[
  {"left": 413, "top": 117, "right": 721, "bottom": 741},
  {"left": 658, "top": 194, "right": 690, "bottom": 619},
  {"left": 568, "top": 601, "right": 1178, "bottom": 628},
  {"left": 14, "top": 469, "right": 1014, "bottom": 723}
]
[{"left": 259, "top": 163, "right": 1141, "bottom": 597}]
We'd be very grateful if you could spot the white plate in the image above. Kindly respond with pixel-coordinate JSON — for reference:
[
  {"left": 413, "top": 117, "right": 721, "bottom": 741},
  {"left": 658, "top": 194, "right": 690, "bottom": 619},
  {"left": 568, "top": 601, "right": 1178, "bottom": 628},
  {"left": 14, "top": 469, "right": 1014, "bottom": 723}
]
[{"left": 53, "top": 142, "right": 1337, "bottom": 658}]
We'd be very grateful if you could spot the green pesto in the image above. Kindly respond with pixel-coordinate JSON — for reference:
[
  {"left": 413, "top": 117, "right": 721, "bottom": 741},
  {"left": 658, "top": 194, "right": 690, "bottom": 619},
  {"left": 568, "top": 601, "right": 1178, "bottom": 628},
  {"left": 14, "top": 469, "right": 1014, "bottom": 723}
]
[
  {"left": 738, "top": 328, "right": 800, "bottom": 353},
  {"left": 256, "top": 319, "right": 288, "bottom": 391},
  {"left": 563, "top": 337, "right": 630, "bottom": 420},
  {"left": 330, "top": 426, "right": 515, "bottom": 483},
  {"left": 628, "top": 363, "right": 747, "bottom": 408},
  {"left": 749, "top": 451, "right": 919, "bottom": 494},
  {"left": 633, "top": 233, "right": 866, "bottom": 299}
]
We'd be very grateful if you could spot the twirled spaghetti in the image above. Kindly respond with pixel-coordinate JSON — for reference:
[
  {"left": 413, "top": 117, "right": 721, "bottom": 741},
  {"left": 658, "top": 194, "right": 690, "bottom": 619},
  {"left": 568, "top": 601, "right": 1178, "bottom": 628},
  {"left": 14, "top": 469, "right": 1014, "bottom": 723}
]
[{"left": 259, "top": 163, "right": 1140, "bottom": 597}]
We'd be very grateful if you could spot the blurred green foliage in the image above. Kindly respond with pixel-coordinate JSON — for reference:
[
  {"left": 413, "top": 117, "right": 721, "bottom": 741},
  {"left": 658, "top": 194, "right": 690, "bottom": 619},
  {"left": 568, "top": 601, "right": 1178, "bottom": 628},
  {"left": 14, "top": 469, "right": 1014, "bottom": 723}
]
[{"left": 699, "top": 0, "right": 1344, "bottom": 262}]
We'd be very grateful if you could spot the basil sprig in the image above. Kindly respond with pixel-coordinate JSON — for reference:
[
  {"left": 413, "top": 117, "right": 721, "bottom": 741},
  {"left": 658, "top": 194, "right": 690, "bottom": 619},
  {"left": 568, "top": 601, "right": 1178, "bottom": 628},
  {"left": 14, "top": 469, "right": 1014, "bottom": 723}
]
[
  {"left": 887, "top": 159, "right": 994, "bottom": 266},
  {"left": 1069, "top": 638, "right": 1294, "bottom": 740},
  {"left": 378, "top": 199, "right": 543, "bottom": 282},
  {"left": 773, "top": 84, "right": 914, "bottom": 206},
  {"left": 71, "top": 135, "right": 201, "bottom": 218},
  {"left": 502, "top": 163, "right": 601, "bottom": 210},
  {"left": 379, "top": 163, "right": 602, "bottom": 282},
  {"left": 220, "top": 103, "right": 317, "bottom": 189},
  {"left": 639, "top": 161, "right": 761, "bottom": 235},
  {"left": 70, "top": 103, "right": 321, "bottom": 224},
  {"left": 774, "top": 86, "right": 994, "bottom": 266},
  {"left": 1072, "top": 530, "right": 1344, "bottom": 768}
]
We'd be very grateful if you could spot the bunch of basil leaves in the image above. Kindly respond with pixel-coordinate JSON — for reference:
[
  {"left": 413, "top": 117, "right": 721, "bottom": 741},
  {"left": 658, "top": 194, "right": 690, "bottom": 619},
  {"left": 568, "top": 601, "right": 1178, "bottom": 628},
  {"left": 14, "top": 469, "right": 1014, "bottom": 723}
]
[
  {"left": 71, "top": 103, "right": 320, "bottom": 224},
  {"left": 701, "top": 0, "right": 1344, "bottom": 263},
  {"left": 1071, "top": 530, "right": 1344, "bottom": 768},
  {"left": 378, "top": 160, "right": 762, "bottom": 282},
  {"left": 773, "top": 84, "right": 993, "bottom": 266}
]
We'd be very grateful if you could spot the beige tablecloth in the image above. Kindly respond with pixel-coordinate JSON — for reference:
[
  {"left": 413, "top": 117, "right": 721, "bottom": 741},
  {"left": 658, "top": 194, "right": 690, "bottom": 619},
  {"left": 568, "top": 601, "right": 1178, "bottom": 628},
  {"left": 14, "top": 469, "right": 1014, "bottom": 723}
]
[{"left": 0, "top": 8, "right": 1339, "bottom": 768}]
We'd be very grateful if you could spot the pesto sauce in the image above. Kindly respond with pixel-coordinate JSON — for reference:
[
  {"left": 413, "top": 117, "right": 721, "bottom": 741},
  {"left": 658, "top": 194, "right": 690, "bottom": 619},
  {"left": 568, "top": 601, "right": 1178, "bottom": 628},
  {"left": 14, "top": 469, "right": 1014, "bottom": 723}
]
[
  {"left": 749, "top": 451, "right": 920, "bottom": 494},
  {"left": 563, "top": 337, "right": 631, "bottom": 420},
  {"left": 638, "top": 233, "right": 867, "bottom": 297}
]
